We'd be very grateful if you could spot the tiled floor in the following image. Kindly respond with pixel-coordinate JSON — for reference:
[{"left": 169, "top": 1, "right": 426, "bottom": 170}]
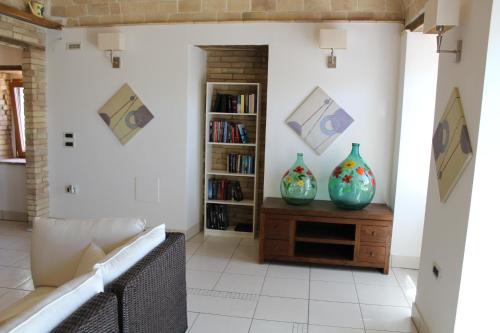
[
  {"left": 185, "top": 233, "right": 418, "bottom": 333},
  {"left": 0, "top": 221, "right": 419, "bottom": 333}
]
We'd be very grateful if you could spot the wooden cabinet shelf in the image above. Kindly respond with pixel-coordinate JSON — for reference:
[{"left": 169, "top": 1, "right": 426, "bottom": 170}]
[
  {"left": 259, "top": 198, "right": 394, "bottom": 274},
  {"left": 0, "top": 4, "right": 63, "bottom": 30}
]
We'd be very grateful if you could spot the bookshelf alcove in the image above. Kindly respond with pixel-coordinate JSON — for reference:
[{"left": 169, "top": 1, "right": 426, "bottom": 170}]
[{"left": 204, "top": 82, "right": 260, "bottom": 238}]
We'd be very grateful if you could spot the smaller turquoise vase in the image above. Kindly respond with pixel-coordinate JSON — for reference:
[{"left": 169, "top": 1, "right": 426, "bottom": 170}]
[
  {"left": 280, "top": 153, "right": 317, "bottom": 205},
  {"left": 328, "top": 143, "right": 376, "bottom": 210}
]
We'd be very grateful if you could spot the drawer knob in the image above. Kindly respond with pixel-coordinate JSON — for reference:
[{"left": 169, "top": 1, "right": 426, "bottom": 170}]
[
  {"left": 370, "top": 252, "right": 375, "bottom": 257},
  {"left": 371, "top": 231, "right": 376, "bottom": 236}
]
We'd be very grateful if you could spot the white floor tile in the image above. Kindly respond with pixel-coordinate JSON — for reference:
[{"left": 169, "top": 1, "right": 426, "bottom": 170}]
[
  {"left": 187, "top": 312, "right": 199, "bottom": 332},
  {"left": 187, "top": 255, "right": 230, "bottom": 272},
  {"left": 353, "top": 269, "right": 399, "bottom": 286},
  {"left": 310, "top": 280, "right": 358, "bottom": 303},
  {"left": 188, "top": 233, "right": 205, "bottom": 243},
  {"left": 0, "top": 236, "right": 30, "bottom": 251},
  {"left": 261, "top": 277, "right": 309, "bottom": 299},
  {"left": 393, "top": 268, "right": 419, "bottom": 290},
  {"left": 186, "top": 242, "right": 202, "bottom": 256},
  {"left": 189, "top": 313, "right": 251, "bottom": 333},
  {"left": 254, "top": 296, "right": 308, "bottom": 323},
  {"left": 249, "top": 319, "right": 294, "bottom": 333},
  {"left": 0, "top": 249, "right": 29, "bottom": 267},
  {"left": 187, "top": 289, "right": 258, "bottom": 318},
  {"left": 356, "top": 284, "right": 409, "bottom": 307},
  {"left": 0, "top": 266, "right": 31, "bottom": 288},
  {"left": 308, "top": 325, "right": 364, "bottom": 333},
  {"left": 187, "top": 270, "right": 221, "bottom": 290},
  {"left": 240, "top": 238, "right": 259, "bottom": 247},
  {"left": 204, "top": 236, "right": 242, "bottom": 245},
  {"left": 195, "top": 242, "right": 238, "bottom": 258},
  {"left": 309, "top": 300, "right": 364, "bottom": 329},
  {"left": 0, "top": 289, "right": 30, "bottom": 312},
  {"left": 225, "top": 258, "right": 269, "bottom": 276},
  {"left": 232, "top": 245, "right": 259, "bottom": 261},
  {"left": 215, "top": 273, "right": 264, "bottom": 294},
  {"left": 361, "top": 304, "right": 415, "bottom": 332},
  {"left": 311, "top": 267, "right": 355, "bottom": 284},
  {"left": 267, "top": 263, "right": 310, "bottom": 280}
]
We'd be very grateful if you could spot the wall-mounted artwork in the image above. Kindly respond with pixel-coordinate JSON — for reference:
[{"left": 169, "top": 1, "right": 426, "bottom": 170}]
[
  {"left": 98, "top": 84, "right": 154, "bottom": 145},
  {"left": 433, "top": 87, "right": 473, "bottom": 202},
  {"left": 286, "top": 87, "right": 354, "bottom": 155}
]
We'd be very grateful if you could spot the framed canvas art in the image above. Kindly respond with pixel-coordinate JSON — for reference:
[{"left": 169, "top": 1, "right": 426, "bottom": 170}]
[
  {"left": 432, "top": 87, "right": 473, "bottom": 202},
  {"left": 286, "top": 87, "right": 354, "bottom": 155},
  {"left": 98, "top": 83, "right": 154, "bottom": 145}
]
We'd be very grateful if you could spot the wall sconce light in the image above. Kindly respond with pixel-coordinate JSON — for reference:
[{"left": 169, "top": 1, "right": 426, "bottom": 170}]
[
  {"left": 97, "top": 33, "right": 126, "bottom": 68},
  {"left": 423, "top": 0, "right": 462, "bottom": 62},
  {"left": 319, "top": 29, "right": 347, "bottom": 68}
]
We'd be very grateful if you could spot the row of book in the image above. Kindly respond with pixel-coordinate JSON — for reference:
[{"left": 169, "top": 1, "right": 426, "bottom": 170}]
[
  {"left": 227, "top": 153, "right": 255, "bottom": 174},
  {"left": 209, "top": 121, "right": 249, "bottom": 144},
  {"left": 213, "top": 93, "right": 257, "bottom": 114},
  {"left": 208, "top": 178, "right": 244, "bottom": 201},
  {"left": 206, "top": 204, "right": 229, "bottom": 230}
]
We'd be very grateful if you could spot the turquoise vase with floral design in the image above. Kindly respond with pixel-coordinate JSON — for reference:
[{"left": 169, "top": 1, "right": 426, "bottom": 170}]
[
  {"left": 280, "top": 153, "right": 317, "bottom": 205},
  {"left": 328, "top": 143, "right": 376, "bottom": 210}
]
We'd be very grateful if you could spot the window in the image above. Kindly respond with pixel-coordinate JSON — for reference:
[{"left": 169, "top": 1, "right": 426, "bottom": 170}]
[{"left": 9, "top": 79, "right": 25, "bottom": 158}]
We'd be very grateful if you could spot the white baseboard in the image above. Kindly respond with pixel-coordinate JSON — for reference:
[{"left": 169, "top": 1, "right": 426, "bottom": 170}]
[
  {"left": 0, "top": 210, "right": 28, "bottom": 222},
  {"left": 185, "top": 223, "right": 202, "bottom": 240},
  {"left": 412, "top": 302, "right": 431, "bottom": 333},
  {"left": 391, "top": 255, "right": 420, "bottom": 269}
]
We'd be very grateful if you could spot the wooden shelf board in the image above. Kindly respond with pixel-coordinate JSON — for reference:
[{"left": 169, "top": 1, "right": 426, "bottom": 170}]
[
  {"left": 205, "top": 226, "right": 254, "bottom": 238},
  {"left": 295, "top": 236, "right": 355, "bottom": 246},
  {"left": 207, "top": 170, "right": 255, "bottom": 177},
  {"left": 0, "top": 4, "right": 63, "bottom": 30},
  {"left": 207, "top": 142, "right": 256, "bottom": 147},
  {"left": 206, "top": 199, "right": 254, "bottom": 207},
  {"left": 209, "top": 112, "right": 257, "bottom": 116}
]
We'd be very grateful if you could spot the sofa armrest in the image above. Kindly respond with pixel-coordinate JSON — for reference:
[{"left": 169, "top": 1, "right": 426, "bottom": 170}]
[
  {"left": 51, "top": 292, "right": 119, "bottom": 333},
  {"left": 106, "top": 232, "right": 187, "bottom": 333}
]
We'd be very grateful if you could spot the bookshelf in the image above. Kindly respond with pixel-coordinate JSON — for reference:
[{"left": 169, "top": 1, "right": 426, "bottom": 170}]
[{"left": 204, "top": 82, "right": 260, "bottom": 238}]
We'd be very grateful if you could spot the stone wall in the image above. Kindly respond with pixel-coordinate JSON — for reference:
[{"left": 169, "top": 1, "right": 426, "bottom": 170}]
[
  {"left": 401, "top": 0, "right": 426, "bottom": 24},
  {"left": 0, "top": 73, "right": 14, "bottom": 159},
  {"left": 0, "top": 14, "right": 48, "bottom": 222},
  {"left": 44, "top": 0, "right": 404, "bottom": 26}
]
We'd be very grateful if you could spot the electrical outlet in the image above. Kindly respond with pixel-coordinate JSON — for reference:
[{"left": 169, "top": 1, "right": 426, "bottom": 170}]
[
  {"left": 432, "top": 263, "right": 441, "bottom": 279},
  {"left": 65, "top": 185, "right": 78, "bottom": 194}
]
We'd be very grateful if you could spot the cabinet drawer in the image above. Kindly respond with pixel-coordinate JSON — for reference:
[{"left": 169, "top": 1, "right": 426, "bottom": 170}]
[
  {"left": 358, "top": 245, "right": 386, "bottom": 264},
  {"left": 264, "top": 240, "right": 290, "bottom": 256},
  {"left": 264, "top": 218, "right": 290, "bottom": 240},
  {"left": 360, "top": 226, "right": 390, "bottom": 243}
]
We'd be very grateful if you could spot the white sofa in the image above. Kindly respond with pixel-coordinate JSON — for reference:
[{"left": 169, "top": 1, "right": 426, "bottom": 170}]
[{"left": 0, "top": 217, "right": 165, "bottom": 333}]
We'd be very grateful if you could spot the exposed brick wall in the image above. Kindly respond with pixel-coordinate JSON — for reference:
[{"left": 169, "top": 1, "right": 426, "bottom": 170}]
[
  {"left": 43, "top": 0, "right": 404, "bottom": 26},
  {"left": 204, "top": 46, "right": 268, "bottom": 232},
  {"left": 0, "top": 14, "right": 48, "bottom": 222},
  {"left": 0, "top": 73, "right": 14, "bottom": 159}
]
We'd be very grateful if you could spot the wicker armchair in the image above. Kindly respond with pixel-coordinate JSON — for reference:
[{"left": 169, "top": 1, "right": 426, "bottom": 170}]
[
  {"left": 51, "top": 292, "right": 119, "bottom": 333},
  {"left": 106, "top": 233, "right": 187, "bottom": 333}
]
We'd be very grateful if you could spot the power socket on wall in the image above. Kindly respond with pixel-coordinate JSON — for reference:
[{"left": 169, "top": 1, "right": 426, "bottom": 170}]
[
  {"left": 432, "top": 262, "right": 441, "bottom": 279},
  {"left": 65, "top": 185, "right": 78, "bottom": 194}
]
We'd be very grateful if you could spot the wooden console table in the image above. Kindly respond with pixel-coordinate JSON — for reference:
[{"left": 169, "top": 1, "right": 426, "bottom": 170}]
[{"left": 259, "top": 198, "right": 393, "bottom": 274}]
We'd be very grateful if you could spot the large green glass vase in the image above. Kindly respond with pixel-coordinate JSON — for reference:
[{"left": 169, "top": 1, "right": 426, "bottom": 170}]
[
  {"left": 280, "top": 153, "right": 317, "bottom": 205},
  {"left": 328, "top": 143, "right": 376, "bottom": 210}
]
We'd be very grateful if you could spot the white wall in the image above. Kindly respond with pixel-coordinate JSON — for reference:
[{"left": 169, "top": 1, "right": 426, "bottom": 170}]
[
  {"left": 454, "top": 0, "right": 500, "bottom": 331},
  {"left": 391, "top": 32, "right": 438, "bottom": 268},
  {"left": 0, "top": 44, "right": 22, "bottom": 65},
  {"left": 46, "top": 22, "right": 401, "bottom": 232},
  {"left": 414, "top": 1, "right": 494, "bottom": 332},
  {"left": 0, "top": 164, "right": 27, "bottom": 219}
]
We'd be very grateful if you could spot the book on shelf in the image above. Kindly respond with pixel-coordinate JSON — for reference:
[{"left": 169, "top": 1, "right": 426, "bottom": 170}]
[
  {"left": 208, "top": 178, "right": 244, "bottom": 201},
  {"left": 212, "top": 93, "right": 256, "bottom": 114},
  {"left": 206, "top": 204, "right": 229, "bottom": 230},
  {"left": 209, "top": 121, "right": 249, "bottom": 144},
  {"left": 227, "top": 153, "right": 255, "bottom": 174}
]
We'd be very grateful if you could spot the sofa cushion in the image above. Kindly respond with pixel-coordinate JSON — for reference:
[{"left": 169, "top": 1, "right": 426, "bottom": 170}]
[
  {"left": 74, "top": 242, "right": 106, "bottom": 278},
  {"left": 0, "top": 287, "right": 55, "bottom": 325},
  {"left": 0, "top": 270, "right": 103, "bottom": 333},
  {"left": 31, "top": 217, "right": 145, "bottom": 287},
  {"left": 95, "top": 224, "right": 166, "bottom": 285}
]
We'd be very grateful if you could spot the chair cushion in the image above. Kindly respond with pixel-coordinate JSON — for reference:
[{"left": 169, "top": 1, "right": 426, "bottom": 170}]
[
  {"left": 0, "top": 270, "right": 103, "bottom": 333},
  {"left": 74, "top": 242, "right": 106, "bottom": 278},
  {"left": 31, "top": 217, "right": 145, "bottom": 287},
  {"left": 0, "top": 287, "right": 55, "bottom": 325},
  {"left": 95, "top": 224, "right": 166, "bottom": 285}
]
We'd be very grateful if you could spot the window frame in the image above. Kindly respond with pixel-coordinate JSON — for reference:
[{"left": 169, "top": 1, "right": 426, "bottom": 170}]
[{"left": 9, "top": 79, "right": 25, "bottom": 158}]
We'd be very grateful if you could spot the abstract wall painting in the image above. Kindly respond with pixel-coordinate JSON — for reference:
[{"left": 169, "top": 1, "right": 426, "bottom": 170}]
[
  {"left": 286, "top": 87, "right": 354, "bottom": 155},
  {"left": 433, "top": 87, "right": 473, "bottom": 202},
  {"left": 98, "top": 84, "right": 154, "bottom": 145}
]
